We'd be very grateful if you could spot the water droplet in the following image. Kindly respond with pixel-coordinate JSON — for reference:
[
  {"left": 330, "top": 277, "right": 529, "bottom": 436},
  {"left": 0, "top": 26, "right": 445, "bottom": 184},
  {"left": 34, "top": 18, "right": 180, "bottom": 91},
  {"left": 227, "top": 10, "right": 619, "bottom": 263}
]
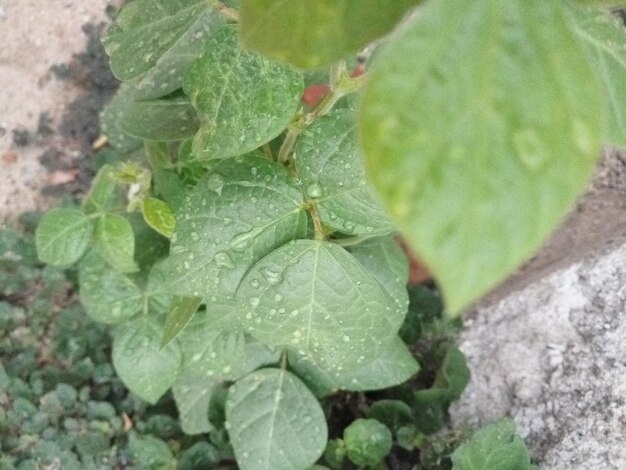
[
  {"left": 304, "top": 416, "right": 312, "bottom": 423},
  {"left": 207, "top": 173, "right": 225, "bottom": 193},
  {"left": 342, "top": 335, "right": 350, "bottom": 342},
  {"left": 190, "top": 231, "right": 199, "bottom": 241},
  {"left": 513, "top": 128, "right": 548, "bottom": 171},
  {"left": 344, "top": 162, "right": 352, "bottom": 169},
  {"left": 306, "top": 183, "right": 323, "bottom": 198},
  {"left": 249, "top": 298, "right": 260, "bottom": 308},
  {"left": 249, "top": 279, "right": 260, "bottom": 289},
  {"left": 231, "top": 227, "right": 262, "bottom": 251},
  {"left": 261, "top": 268, "right": 281, "bottom": 285},
  {"left": 274, "top": 293, "right": 283, "bottom": 301},
  {"left": 245, "top": 312, "right": 253, "bottom": 319},
  {"left": 214, "top": 252, "right": 234, "bottom": 268}
]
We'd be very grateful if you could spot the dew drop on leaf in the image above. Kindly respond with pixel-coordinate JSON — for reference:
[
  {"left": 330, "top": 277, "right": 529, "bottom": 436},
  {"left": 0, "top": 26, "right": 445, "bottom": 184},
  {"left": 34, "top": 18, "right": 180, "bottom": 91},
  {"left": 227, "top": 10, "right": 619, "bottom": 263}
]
[{"left": 306, "top": 183, "right": 323, "bottom": 198}]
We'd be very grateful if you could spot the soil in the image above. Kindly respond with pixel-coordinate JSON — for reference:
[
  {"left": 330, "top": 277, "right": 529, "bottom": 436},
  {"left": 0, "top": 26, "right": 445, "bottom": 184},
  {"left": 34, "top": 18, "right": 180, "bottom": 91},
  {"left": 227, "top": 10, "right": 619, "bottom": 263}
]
[{"left": 0, "top": 0, "right": 121, "bottom": 226}]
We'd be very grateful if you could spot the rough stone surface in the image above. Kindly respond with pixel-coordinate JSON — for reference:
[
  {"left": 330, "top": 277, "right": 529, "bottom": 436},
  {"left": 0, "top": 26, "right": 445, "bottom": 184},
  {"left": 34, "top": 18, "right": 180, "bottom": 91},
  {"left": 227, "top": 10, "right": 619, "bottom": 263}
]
[
  {"left": 0, "top": 0, "right": 118, "bottom": 226},
  {"left": 451, "top": 242, "right": 626, "bottom": 469}
]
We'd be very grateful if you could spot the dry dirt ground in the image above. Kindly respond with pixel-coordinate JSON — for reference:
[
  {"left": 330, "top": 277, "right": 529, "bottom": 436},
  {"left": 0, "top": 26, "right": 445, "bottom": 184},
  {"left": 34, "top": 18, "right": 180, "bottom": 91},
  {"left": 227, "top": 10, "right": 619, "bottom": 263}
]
[{"left": 0, "top": 0, "right": 120, "bottom": 226}]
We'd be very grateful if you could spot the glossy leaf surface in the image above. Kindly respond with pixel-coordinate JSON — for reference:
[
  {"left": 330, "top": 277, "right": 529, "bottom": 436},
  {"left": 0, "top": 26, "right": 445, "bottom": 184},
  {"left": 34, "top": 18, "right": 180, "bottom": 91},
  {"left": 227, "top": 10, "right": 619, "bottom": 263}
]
[
  {"left": 237, "top": 240, "right": 400, "bottom": 371},
  {"left": 120, "top": 97, "right": 200, "bottom": 141},
  {"left": 94, "top": 214, "right": 138, "bottom": 273},
  {"left": 165, "top": 154, "right": 306, "bottom": 300},
  {"left": 36, "top": 208, "right": 93, "bottom": 267},
  {"left": 289, "top": 337, "right": 418, "bottom": 395},
  {"left": 184, "top": 25, "right": 303, "bottom": 159},
  {"left": 112, "top": 316, "right": 182, "bottom": 404},
  {"left": 296, "top": 112, "right": 394, "bottom": 236},
  {"left": 226, "top": 368, "right": 327, "bottom": 470},
  {"left": 359, "top": 0, "right": 603, "bottom": 313},
  {"left": 79, "top": 253, "right": 142, "bottom": 324},
  {"left": 103, "top": 0, "right": 213, "bottom": 82}
]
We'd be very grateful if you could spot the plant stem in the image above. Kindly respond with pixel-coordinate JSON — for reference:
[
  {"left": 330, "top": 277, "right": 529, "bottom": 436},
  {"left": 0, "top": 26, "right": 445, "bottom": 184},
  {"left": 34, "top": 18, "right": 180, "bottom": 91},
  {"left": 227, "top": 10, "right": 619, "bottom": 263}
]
[
  {"left": 280, "top": 350, "right": 288, "bottom": 369},
  {"left": 211, "top": 1, "right": 239, "bottom": 22},
  {"left": 308, "top": 203, "right": 325, "bottom": 241},
  {"left": 277, "top": 61, "right": 365, "bottom": 165}
]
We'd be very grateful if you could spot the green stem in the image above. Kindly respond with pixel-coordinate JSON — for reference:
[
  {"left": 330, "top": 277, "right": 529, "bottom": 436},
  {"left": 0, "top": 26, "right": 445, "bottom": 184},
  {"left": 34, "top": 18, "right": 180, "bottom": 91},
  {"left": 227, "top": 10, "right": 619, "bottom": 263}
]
[
  {"left": 279, "top": 350, "right": 288, "bottom": 370},
  {"left": 213, "top": 1, "right": 239, "bottom": 22},
  {"left": 277, "top": 61, "right": 366, "bottom": 164},
  {"left": 308, "top": 203, "right": 325, "bottom": 241}
]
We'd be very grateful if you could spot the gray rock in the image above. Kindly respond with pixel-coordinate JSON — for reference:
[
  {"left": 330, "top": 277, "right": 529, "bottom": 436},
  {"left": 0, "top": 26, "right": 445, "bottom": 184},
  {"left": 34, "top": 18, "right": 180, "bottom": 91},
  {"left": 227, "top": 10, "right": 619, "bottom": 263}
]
[{"left": 451, "top": 242, "right": 626, "bottom": 469}]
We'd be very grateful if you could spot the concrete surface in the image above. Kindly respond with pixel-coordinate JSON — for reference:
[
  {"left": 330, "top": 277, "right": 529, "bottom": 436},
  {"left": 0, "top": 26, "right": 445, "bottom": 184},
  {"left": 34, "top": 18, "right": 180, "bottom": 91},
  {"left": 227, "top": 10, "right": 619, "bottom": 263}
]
[
  {"left": 0, "top": 0, "right": 117, "bottom": 226},
  {"left": 452, "top": 242, "right": 626, "bottom": 469}
]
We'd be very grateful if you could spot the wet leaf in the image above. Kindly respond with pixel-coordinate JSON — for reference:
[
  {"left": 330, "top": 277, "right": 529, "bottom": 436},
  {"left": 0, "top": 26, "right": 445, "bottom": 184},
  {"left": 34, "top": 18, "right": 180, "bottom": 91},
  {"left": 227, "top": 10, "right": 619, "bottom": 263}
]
[
  {"left": 143, "top": 197, "right": 176, "bottom": 238},
  {"left": 237, "top": 240, "right": 401, "bottom": 371},
  {"left": 94, "top": 214, "right": 138, "bottom": 273},
  {"left": 164, "top": 154, "right": 306, "bottom": 300},
  {"left": 120, "top": 97, "right": 200, "bottom": 142},
  {"left": 343, "top": 419, "right": 392, "bottom": 467},
  {"left": 36, "top": 208, "right": 93, "bottom": 267},
  {"left": 79, "top": 252, "right": 142, "bottom": 324},
  {"left": 359, "top": 0, "right": 603, "bottom": 313},
  {"left": 289, "top": 337, "right": 419, "bottom": 395},
  {"left": 226, "top": 368, "right": 327, "bottom": 470},
  {"left": 161, "top": 296, "right": 203, "bottom": 347},
  {"left": 112, "top": 316, "right": 182, "bottom": 404},
  {"left": 296, "top": 112, "right": 394, "bottom": 236},
  {"left": 184, "top": 25, "right": 303, "bottom": 159}
]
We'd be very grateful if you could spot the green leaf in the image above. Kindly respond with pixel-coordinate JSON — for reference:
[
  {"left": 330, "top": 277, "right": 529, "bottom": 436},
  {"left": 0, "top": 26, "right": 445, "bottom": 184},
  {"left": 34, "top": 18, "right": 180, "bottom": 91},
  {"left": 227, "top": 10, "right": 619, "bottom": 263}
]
[
  {"left": 359, "top": 0, "right": 603, "bottom": 314},
  {"left": 36, "top": 208, "right": 93, "bottom": 267},
  {"left": 349, "top": 235, "right": 409, "bottom": 322},
  {"left": 240, "top": 0, "right": 422, "bottom": 69},
  {"left": 368, "top": 400, "right": 414, "bottom": 434},
  {"left": 79, "top": 253, "right": 143, "bottom": 324},
  {"left": 120, "top": 96, "right": 200, "bottom": 141},
  {"left": 238, "top": 239, "right": 401, "bottom": 372},
  {"left": 103, "top": 0, "right": 217, "bottom": 83},
  {"left": 143, "top": 197, "right": 176, "bottom": 238},
  {"left": 100, "top": 84, "right": 143, "bottom": 153},
  {"left": 177, "top": 304, "right": 247, "bottom": 382},
  {"left": 568, "top": 5, "right": 626, "bottom": 147},
  {"left": 128, "top": 432, "right": 175, "bottom": 470},
  {"left": 94, "top": 214, "right": 138, "bottom": 273},
  {"left": 172, "top": 375, "right": 219, "bottom": 435},
  {"left": 160, "top": 296, "right": 202, "bottom": 347},
  {"left": 129, "top": 212, "right": 170, "bottom": 271},
  {"left": 184, "top": 25, "right": 303, "bottom": 159},
  {"left": 226, "top": 368, "right": 328, "bottom": 470},
  {"left": 296, "top": 112, "right": 394, "bottom": 236},
  {"left": 153, "top": 169, "right": 188, "bottom": 211},
  {"left": 324, "top": 439, "right": 346, "bottom": 470},
  {"left": 289, "top": 337, "right": 418, "bottom": 395},
  {"left": 83, "top": 165, "right": 122, "bottom": 214},
  {"left": 172, "top": 304, "right": 247, "bottom": 434},
  {"left": 164, "top": 154, "right": 306, "bottom": 300},
  {"left": 128, "top": 8, "right": 225, "bottom": 100},
  {"left": 451, "top": 420, "right": 532, "bottom": 470},
  {"left": 343, "top": 419, "right": 392, "bottom": 467},
  {"left": 413, "top": 346, "right": 470, "bottom": 434},
  {"left": 112, "top": 316, "right": 182, "bottom": 404},
  {"left": 399, "top": 285, "right": 444, "bottom": 344}
]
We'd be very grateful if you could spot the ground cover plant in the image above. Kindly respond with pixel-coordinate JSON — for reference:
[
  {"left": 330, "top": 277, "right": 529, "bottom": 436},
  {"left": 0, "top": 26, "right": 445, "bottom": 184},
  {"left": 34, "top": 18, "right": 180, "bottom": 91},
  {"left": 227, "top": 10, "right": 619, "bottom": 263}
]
[{"left": 29, "top": 0, "right": 626, "bottom": 468}]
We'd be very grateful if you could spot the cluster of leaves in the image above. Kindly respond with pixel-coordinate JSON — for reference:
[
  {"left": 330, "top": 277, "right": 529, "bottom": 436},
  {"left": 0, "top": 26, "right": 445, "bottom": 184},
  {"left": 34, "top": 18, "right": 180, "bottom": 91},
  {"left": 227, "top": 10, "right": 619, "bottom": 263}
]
[
  {"left": 0, "top": 223, "right": 223, "bottom": 469},
  {"left": 34, "top": 0, "right": 626, "bottom": 467},
  {"left": 4, "top": 216, "right": 532, "bottom": 468}
]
